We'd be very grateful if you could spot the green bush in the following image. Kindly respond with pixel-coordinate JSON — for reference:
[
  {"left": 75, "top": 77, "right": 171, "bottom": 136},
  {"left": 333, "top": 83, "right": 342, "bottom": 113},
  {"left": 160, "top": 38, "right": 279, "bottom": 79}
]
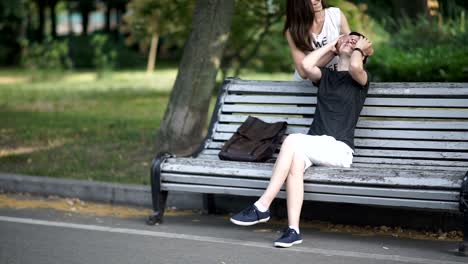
[
  {"left": 368, "top": 15, "right": 468, "bottom": 82},
  {"left": 0, "top": 0, "right": 25, "bottom": 66},
  {"left": 91, "top": 34, "right": 117, "bottom": 78},
  {"left": 21, "top": 37, "right": 72, "bottom": 79},
  {"left": 67, "top": 33, "right": 146, "bottom": 69}
]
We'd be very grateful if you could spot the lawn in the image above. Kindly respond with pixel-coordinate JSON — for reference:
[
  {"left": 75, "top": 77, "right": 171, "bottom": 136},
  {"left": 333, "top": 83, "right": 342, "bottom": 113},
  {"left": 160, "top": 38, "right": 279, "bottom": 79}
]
[{"left": 0, "top": 68, "right": 291, "bottom": 184}]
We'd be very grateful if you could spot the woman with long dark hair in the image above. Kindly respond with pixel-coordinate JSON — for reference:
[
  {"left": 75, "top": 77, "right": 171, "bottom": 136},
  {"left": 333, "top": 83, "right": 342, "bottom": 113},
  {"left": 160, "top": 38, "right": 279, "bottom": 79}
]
[{"left": 284, "top": 0, "right": 350, "bottom": 80}]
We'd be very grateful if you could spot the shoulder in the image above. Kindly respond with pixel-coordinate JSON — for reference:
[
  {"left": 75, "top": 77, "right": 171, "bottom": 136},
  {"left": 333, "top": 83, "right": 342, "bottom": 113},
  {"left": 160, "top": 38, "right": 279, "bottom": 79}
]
[
  {"left": 326, "top": 7, "right": 341, "bottom": 17},
  {"left": 325, "top": 7, "right": 342, "bottom": 26}
]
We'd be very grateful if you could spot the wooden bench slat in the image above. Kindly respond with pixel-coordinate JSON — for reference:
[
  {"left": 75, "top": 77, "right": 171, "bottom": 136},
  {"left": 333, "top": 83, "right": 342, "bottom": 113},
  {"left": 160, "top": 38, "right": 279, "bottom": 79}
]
[
  {"left": 354, "top": 138, "right": 468, "bottom": 150},
  {"left": 162, "top": 158, "right": 464, "bottom": 188},
  {"left": 197, "top": 150, "right": 468, "bottom": 168},
  {"left": 228, "top": 81, "right": 468, "bottom": 96},
  {"left": 352, "top": 157, "right": 468, "bottom": 167},
  {"left": 201, "top": 147, "right": 468, "bottom": 160},
  {"left": 225, "top": 95, "right": 316, "bottom": 104},
  {"left": 161, "top": 173, "right": 457, "bottom": 201},
  {"left": 218, "top": 115, "right": 468, "bottom": 130},
  {"left": 225, "top": 95, "right": 468, "bottom": 107},
  {"left": 350, "top": 163, "right": 467, "bottom": 172},
  {"left": 354, "top": 149, "right": 468, "bottom": 160},
  {"left": 356, "top": 120, "right": 468, "bottom": 130},
  {"left": 222, "top": 105, "right": 468, "bottom": 118},
  {"left": 216, "top": 124, "right": 468, "bottom": 140},
  {"left": 211, "top": 132, "right": 468, "bottom": 150},
  {"left": 161, "top": 183, "right": 459, "bottom": 210},
  {"left": 219, "top": 115, "right": 313, "bottom": 125},
  {"left": 201, "top": 145, "right": 468, "bottom": 165}
]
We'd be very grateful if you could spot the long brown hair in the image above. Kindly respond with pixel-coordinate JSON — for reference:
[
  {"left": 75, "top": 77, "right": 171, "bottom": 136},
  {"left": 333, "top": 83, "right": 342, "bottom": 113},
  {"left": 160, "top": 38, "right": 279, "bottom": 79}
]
[{"left": 283, "top": 0, "right": 328, "bottom": 52}]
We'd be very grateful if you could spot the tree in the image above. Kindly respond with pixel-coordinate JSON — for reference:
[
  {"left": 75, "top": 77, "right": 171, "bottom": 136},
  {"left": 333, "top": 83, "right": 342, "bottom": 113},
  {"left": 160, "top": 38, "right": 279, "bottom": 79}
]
[
  {"left": 221, "top": 0, "right": 285, "bottom": 78},
  {"left": 32, "top": 0, "right": 46, "bottom": 41},
  {"left": 438, "top": 0, "right": 468, "bottom": 18},
  {"left": 124, "top": 0, "right": 192, "bottom": 73},
  {"left": 76, "top": 0, "right": 95, "bottom": 36},
  {"left": 66, "top": 0, "right": 76, "bottom": 35},
  {"left": 48, "top": 0, "right": 58, "bottom": 38},
  {"left": 102, "top": 0, "right": 127, "bottom": 34},
  {"left": 155, "top": 0, "right": 235, "bottom": 154},
  {"left": 0, "top": 0, "right": 26, "bottom": 65}
]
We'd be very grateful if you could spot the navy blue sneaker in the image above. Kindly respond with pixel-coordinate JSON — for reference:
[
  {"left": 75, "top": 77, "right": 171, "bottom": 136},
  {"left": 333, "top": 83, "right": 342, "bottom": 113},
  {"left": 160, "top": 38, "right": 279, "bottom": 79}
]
[
  {"left": 274, "top": 227, "right": 303, "bottom": 248},
  {"left": 230, "top": 205, "right": 270, "bottom": 226}
]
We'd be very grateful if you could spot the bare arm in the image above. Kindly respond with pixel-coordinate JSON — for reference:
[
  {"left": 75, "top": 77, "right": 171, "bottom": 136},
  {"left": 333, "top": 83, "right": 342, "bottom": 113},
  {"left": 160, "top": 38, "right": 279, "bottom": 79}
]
[
  {"left": 286, "top": 31, "right": 336, "bottom": 79},
  {"left": 349, "top": 37, "right": 372, "bottom": 86},
  {"left": 340, "top": 11, "right": 351, "bottom": 34},
  {"left": 301, "top": 40, "right": 339, "bottom": 82}
]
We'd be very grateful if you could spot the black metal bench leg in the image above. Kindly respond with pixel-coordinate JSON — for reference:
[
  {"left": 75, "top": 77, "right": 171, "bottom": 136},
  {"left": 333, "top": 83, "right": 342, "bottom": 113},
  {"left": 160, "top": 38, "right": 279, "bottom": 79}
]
[
  {"left": 458, "top": 211, "right": 468, "bottom": 256},
  {"left": 203, "top": 194, "right": 216, "bottom": 214},
  {"left": 458, "top": 172, "right": 468, "bottom": 256},
  {"left": 147, "top": 152, "right": 172, "bottom": 225}
]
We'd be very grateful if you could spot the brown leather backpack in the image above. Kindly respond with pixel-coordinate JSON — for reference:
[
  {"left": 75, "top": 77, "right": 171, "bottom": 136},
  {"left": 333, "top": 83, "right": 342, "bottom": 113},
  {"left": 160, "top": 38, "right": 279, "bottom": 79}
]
[{"left": 218, "top": 116, "right": 288, "bottom": 162}]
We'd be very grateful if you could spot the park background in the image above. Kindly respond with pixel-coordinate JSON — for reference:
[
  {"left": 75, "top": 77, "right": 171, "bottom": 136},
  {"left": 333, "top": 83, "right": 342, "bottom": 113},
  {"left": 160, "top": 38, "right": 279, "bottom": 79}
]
[{"left": 1, "top": 0, "right": 467, "bottom": 185}]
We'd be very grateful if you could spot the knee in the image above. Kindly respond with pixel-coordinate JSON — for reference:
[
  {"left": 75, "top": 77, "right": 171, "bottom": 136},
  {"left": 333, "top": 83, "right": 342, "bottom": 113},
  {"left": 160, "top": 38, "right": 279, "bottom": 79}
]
[
  {"left": 282, "top": 134, "right": 301, "bottom": 149},
  {"left": 290, "top": 159, "right": 305, "bottom": 178}
]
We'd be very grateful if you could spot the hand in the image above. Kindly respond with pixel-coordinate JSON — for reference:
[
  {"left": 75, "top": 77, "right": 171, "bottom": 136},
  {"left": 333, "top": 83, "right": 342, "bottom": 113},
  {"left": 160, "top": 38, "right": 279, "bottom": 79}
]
[
  {"left": 355, "top": 36, "right": 374, "bottom": 56},
  {"left": 330, "top": 34, "right": 344, "bottom": 55}
]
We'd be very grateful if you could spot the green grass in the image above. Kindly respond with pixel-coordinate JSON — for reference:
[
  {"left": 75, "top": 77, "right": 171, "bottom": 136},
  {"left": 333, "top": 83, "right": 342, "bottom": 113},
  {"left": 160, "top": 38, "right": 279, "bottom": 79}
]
[
  {"left": 0, "top": 67, "right": 291, "bottom": 184},
  {"left": 0, "top": 69, "right": 174, "bottom": 184}
]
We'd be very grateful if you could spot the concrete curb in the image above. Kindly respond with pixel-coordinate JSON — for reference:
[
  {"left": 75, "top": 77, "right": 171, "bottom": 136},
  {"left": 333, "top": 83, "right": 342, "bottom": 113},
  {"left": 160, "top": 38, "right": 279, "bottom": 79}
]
[{"left": 0, "top": 173, "right": 203, "bottom": 210}]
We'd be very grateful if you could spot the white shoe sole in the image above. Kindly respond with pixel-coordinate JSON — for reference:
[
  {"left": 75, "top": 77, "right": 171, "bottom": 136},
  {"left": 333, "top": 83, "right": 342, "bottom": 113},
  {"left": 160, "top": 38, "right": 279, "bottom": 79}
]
[
  {"left": 274, "top": 239, "right": 303, "bottom": 248},
  {"left": 230, "top": 216, "right": 270, "bottom": 226}
]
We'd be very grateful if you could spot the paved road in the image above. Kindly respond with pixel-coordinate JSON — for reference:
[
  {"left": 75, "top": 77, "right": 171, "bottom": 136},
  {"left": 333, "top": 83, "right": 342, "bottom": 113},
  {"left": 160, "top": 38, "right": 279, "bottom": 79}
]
[{"left": 0, "top": 200, "right": 466, "bottom": 264}]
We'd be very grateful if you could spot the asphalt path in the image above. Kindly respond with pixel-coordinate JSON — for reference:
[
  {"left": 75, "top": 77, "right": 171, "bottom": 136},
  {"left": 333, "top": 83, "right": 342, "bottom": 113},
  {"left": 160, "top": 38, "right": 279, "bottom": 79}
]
[{"left": 0, "top": 203, "right": 466, "bottom": 264}]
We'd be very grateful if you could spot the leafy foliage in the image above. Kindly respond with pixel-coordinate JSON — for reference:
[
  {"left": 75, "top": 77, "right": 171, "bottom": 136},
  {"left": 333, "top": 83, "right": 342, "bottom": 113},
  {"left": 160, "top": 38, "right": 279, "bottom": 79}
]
[
  {"left": 222, "top": 0, "right": 386, "bottom": 75},
  {"left": 91, "top": 34, "right": 117, "bottom": 77},
  {"left": 21, "top": 37, "right": 72, "bottom": 79},
  {"left": 66, "top": 33, "right": 145, "bottom": 69},
  {"left": 368, "top": 14, "right": 468, "bottom": 81},
  {"left": 0, "top": 0, "right": 26, "bottom": 65},
  {"left": 123, "top": 0, "right": 193, "bottom": 52}
]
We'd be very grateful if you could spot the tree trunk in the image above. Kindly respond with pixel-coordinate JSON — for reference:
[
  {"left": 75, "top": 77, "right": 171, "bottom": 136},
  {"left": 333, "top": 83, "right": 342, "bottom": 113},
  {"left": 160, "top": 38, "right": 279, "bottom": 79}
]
[
  {"left": 49, "top": 0, "right": 58, "bottom": 38},
  {"left": 37, "top": 0, "right": 45, "bottom": 41},
  {"left": 155, "top": 0, "right": 235, "bottom": 155},
  {"left": 391, "top": 0, "right": 429, "bottom": 19},
  {"left": 105, "top": 5, "right": 111, "bottom": 32},
  {"left": 67, "top": 2, "right": 73, "bottom": 35},
  {"left": 81, "top": 11, "right": 89, "bottom": 36},
  {"left": 439, "top": 0, "right": 457, "bottom": 18},
  {"left": 147, "top": 32, "right": 159, "bottom": 73}
]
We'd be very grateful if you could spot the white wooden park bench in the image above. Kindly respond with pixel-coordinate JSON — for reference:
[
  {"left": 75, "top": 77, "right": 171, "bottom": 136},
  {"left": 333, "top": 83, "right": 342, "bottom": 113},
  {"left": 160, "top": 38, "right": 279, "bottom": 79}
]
[{"left": 148, "top": 78, "right": 468, "bottom": 254}]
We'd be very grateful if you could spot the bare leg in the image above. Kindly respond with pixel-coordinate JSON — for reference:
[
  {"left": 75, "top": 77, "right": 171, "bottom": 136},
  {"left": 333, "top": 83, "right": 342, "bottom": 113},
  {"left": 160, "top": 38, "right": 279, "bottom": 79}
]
[
  {"left": 286, "top": 153, "right": 305, "bottom": 228},
  {"left": 258, "top": 134, "right": 300, "bottom": 208}
]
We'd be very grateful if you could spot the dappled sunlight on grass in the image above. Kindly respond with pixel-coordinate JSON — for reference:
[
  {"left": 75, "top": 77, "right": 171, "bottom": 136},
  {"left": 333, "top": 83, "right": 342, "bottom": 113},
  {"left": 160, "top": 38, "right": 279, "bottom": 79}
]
[
  {"left": 0, "top": 76, "right": 29, "bottom": 85},
  {"left": 0, "top": 139, "right": 68, "bottom": 158},
  {"left": 0, "top": 68, "right": 178, "bottom": 95}
]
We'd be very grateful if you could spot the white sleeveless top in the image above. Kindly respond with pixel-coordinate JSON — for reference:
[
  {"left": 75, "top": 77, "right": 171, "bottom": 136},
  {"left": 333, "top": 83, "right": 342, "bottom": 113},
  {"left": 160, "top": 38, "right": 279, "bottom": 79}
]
[{"left": 293, "top": 7, "right": 342, "bottom": 81}]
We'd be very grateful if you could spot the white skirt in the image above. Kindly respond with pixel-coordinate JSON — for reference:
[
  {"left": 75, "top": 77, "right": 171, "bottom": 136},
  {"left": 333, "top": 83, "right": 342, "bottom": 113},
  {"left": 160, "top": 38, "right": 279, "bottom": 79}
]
[{"left": 285, "top": 133, "right": 354, "bottom": 173}]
